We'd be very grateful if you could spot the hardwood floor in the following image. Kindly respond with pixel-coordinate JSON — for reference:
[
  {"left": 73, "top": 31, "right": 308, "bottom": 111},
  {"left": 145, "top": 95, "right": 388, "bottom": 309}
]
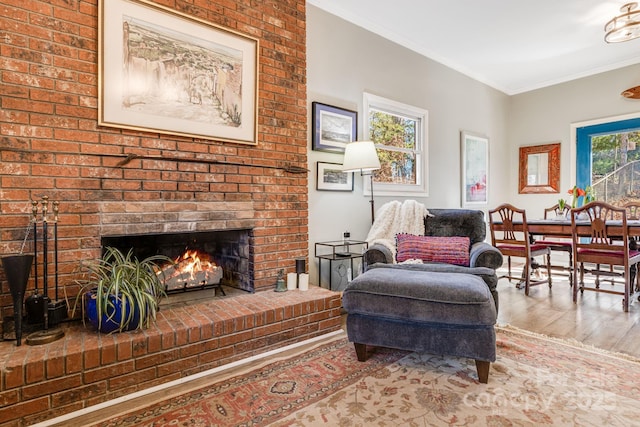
[
  {"left": 49, "top": 264, "right": 640, "bottom": 426},
  {"left": 495, "top": 262, "right": 640, "bottom": 358}
]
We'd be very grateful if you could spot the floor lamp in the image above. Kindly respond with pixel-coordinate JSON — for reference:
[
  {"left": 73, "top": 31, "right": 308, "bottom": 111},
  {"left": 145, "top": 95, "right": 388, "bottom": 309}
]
[{"left": 342, "top": 141, "right": 381, "bottom": 224}]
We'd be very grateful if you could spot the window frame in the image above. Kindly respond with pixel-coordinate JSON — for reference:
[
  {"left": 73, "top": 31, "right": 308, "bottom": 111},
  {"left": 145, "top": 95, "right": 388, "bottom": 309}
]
[{"left": 363, "top": 93, "right": 428, "bottom": 196}]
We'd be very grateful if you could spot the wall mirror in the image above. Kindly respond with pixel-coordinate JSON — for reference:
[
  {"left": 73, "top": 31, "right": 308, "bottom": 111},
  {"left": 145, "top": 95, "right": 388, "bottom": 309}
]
[{"left": 518, "top": 143, "right": 560, "bottom": 194}]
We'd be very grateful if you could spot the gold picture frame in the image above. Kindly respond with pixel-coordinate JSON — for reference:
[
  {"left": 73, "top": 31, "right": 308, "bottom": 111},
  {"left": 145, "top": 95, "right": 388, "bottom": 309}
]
[
  {"left": 518, "top": 143, "right": 561, "bottom": 194},
  {"left": 99, "top": 0, "right": 258, "bottom": 144}
]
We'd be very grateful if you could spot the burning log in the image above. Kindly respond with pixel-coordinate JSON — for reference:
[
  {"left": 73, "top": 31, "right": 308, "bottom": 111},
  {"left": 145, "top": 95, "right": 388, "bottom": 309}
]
[{"left": 158, "top": 250, "right": 223, "bottom": 292}]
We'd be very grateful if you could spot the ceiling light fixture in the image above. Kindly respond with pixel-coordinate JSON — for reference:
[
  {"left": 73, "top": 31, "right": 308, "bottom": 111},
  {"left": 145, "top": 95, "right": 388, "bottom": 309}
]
[{"left": 605, "top": 2, "right": 640, "bottom": 43}]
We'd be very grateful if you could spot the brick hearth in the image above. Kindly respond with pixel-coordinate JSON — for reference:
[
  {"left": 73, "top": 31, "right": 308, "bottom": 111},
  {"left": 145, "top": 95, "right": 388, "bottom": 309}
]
[{"left": 0, "top": 287, "right": 341, "bottom": 426}]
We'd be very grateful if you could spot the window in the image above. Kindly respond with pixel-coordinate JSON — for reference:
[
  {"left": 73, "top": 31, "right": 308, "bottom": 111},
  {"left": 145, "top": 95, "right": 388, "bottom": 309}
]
[
  {"left": 576, "top": 117, "right": 640, "bottom": 205},
  {"left": 364, "top": 93, "right": 428, "bottom": 196}
]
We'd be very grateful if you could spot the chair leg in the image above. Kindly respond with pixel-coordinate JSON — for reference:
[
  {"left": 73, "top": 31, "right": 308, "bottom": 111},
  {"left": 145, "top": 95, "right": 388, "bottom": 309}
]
[
  {"left": 523, "top": 259, "right": 531, "bottom": 296},
  {"left": 572, "top": 262, "right": 580, "bottom": 303},
  {"left": 475, "top": 360, "right": 490, "bottom": 384},
  {"left": 623, "top": 268, "right": 630, "bottom": 313},
  {"left": 568, "top": 250, "right": 573, "bottom": 287},
  {"left": 546, "top": 252, "right": 552, "bottom": 287},
  {"left": 354, "top": 343, "right": 367, "bottom": 361}
]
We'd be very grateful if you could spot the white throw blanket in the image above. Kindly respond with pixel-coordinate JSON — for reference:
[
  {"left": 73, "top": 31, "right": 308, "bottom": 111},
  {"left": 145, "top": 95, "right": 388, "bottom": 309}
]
[{"left": 366, "top": 200, "right": 431, "bottom": 261}]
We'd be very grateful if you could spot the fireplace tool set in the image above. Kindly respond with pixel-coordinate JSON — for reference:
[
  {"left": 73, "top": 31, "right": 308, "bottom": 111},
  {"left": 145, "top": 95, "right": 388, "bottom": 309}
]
[{"left": 1, "top": 196, "right": 65, "bottom": 346}]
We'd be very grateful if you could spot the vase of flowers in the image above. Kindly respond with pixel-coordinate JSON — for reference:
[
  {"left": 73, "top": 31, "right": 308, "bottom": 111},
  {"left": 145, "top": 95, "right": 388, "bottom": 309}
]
[
  {"left": 567, "top": 185, "right": 596, "bottom": 220},
  {"left": 568, "top": 186, "right": 586, "bottom": 208}
]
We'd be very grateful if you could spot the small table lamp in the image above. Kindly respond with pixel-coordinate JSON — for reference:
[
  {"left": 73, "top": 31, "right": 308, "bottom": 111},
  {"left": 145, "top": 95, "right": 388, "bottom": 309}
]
[{"left": 342, "top": 141, "right": 381, "bottom": 224}]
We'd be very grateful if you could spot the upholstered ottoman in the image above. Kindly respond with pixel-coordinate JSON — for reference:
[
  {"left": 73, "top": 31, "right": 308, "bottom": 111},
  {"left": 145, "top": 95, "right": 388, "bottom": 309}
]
[{"left": 342, "top": 266, "right": 497, "bottom": 383}]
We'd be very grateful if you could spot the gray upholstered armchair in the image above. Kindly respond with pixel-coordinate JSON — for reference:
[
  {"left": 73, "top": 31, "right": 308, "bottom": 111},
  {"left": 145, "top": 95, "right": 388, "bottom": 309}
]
[
  {"left": 362, "top": 208, "right": 503, "bottom": 310},
  {"left": 343, "top": 208, "right": 503, "bottom": 383}
]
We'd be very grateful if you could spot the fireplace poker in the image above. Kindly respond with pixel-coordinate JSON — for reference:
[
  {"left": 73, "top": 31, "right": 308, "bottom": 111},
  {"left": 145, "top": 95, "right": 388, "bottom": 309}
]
[
  {"left": 25, "top": 201, "right": 46, "bottom": 327},
  {"left": 47, "top": 200, "right": 68, "bottom": 326},
  {"left": 31, "top": 200, "right": 38, "bottom": 293},
  {"left": 53, "top": 201, "right": 59, "bottom": 301},
  {"left": 41, "top": 196, "right": 49, "bottom": 330}
]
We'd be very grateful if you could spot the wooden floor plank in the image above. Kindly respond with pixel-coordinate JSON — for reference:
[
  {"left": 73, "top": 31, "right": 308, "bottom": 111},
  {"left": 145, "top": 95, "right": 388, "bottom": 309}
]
[{"left": 497, "top": 262, "right": 640, "bottom": 358}]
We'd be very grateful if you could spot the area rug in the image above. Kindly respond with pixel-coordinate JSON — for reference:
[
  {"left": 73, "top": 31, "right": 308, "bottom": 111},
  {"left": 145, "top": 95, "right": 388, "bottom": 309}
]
[{"left": 96, "top": 326, "right": 640, "bottom": 426}]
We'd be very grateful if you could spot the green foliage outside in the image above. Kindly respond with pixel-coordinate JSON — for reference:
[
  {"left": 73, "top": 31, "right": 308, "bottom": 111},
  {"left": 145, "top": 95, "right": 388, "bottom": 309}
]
[
  {"left": 368, "top": 110, "right": 417, "bottom": 185},
  {"left": 592, "top": 132, "right": 640, "bottom": 177},
  {"left": 591, "top": 131, "right": 640, "bottom": 203}
]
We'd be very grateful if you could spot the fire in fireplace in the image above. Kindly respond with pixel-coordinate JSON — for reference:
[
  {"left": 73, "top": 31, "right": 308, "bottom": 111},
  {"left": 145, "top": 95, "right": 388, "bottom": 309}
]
[
  {"left": 158, "top": 250, "right": 224, "bottom": 294},
  {"left": 101, "top": 229, "right": 253, "bottom": 293}
]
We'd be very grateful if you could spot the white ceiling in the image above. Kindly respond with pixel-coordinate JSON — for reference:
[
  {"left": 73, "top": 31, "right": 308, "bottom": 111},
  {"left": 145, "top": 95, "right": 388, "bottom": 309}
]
[{"left": 307, "top": 0, "right": 640, "bottom": 95}]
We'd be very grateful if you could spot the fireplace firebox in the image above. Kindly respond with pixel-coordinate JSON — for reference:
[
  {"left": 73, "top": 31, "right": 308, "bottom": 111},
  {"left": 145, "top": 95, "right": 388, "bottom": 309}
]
[{"left": 101, "top": 229, "right": 253, "bottom": 293}]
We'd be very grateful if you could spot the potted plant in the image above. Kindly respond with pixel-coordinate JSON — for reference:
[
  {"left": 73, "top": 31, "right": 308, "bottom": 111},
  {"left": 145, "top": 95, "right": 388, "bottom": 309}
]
[{"left": 73, "top": 247, "right": 171, "bottom": 333}]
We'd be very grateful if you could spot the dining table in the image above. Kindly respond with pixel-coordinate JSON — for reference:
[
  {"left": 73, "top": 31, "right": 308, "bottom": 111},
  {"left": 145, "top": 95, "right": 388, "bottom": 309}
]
[
  {"left": 525, "top": 217, "right": 640, "bottom": 238},
  {"left": 520, "top": 217, "right": 640, "bottom": 301}
]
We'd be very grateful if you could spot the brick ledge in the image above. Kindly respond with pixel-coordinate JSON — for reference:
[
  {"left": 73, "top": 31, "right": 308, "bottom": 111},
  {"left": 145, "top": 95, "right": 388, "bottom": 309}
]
[{"left": 0, "top": 286, "right": 342, "bottom": 426}]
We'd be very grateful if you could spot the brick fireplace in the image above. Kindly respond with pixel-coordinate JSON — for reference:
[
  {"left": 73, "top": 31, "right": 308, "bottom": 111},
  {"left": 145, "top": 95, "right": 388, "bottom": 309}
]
[
  {"left": 0, "top": 0, "right": 318, "bottom": 424},
  {"left": 0, "top": 0, "right": 309, "bottom": 320}
]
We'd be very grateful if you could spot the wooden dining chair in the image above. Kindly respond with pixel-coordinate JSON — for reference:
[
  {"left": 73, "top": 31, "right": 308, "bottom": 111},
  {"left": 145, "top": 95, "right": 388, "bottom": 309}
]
[
  {"left": 532, "top": 204, "right": 573, "bottom": 286},
  {"left": 489, "top": 203, "right": 552, "bottom": 295},
  {"left": 571, "top": 201, "right": 640, "bottom": 312},
  {"left": 624, "top": 201, "right": 640, "bottom": 293},
  {"left": 625, "top": 202, "right": 640, "bottom": 220}
]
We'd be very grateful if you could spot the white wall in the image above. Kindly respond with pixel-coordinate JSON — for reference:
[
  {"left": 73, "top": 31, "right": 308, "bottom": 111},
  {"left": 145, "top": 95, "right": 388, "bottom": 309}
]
[
  {"left": 306, "top": 5, "right": 510, "bottom": 289},
  {"left": 509, "top": 64, "right": 640, "bottom": 217}
]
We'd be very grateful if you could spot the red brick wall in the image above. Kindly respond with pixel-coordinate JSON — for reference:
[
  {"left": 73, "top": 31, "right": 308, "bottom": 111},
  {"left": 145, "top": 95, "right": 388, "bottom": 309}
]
[{"left": 0, "top": 0, "right": 308, "bottom": 318}]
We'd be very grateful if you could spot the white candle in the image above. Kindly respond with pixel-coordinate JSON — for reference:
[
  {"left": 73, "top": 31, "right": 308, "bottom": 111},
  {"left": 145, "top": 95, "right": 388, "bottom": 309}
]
[
  {"left": 298, "top": 273, "right": 309, "bottom": 291},
  {"left": 287, "top": 272, "right": 297, "bottom": 290}
]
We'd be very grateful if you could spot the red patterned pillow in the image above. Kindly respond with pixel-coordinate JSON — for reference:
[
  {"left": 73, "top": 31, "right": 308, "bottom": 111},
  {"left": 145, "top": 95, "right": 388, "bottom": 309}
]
[{"left": 396, "top": 234, "right": 470, "bottom": 266}]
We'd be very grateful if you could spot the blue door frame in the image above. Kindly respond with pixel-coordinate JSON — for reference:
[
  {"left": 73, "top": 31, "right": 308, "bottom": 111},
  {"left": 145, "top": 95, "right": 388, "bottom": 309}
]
[{"left": 576, "top": 118, "right": 640, "bottom": 189}]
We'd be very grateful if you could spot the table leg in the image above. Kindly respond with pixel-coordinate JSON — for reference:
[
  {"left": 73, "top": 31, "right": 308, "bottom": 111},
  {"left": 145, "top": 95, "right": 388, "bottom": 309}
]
[{"left": 329, "top": 261, "right": 333, "bottom": 290}]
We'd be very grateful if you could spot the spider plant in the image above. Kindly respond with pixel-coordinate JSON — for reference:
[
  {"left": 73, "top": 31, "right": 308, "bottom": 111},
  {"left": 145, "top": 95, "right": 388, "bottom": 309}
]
[{"left": 73, "top": 247, "right": 171, "bottom": 333}]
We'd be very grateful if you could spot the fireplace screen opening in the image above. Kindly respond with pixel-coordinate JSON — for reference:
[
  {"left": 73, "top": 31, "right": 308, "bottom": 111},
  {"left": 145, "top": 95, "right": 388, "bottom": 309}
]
[
  {"left": 101, "top": 229, "right": 253, "bottom": 293},
  {"left": 159, "top": 250, "right": 224, "bottom": 292}
]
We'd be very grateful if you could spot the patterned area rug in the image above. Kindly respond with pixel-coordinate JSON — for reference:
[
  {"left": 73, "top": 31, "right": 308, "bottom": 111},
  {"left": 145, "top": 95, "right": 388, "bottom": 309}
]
[{"left": 100, "top": 326, "right": 640, "bottom": 426}]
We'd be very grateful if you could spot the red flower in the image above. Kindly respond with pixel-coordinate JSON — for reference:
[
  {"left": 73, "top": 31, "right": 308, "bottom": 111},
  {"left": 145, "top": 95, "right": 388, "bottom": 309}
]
[
  {"left": 567, "top": 187, "right": 586, "bottom": 197},
  {"left": 568, "top": 186, "right": 587, "bottom": 208}
]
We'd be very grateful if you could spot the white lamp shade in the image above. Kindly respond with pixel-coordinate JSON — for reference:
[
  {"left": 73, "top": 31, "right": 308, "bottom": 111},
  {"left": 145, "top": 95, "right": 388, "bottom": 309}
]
[{"left": 342, "top": 141, "right": 381, "bottom": 172}]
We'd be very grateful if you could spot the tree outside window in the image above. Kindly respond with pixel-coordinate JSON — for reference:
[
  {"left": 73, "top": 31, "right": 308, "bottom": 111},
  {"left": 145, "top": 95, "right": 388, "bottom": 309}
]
[{"left": 364, "top": 93, "right": 428, "bottom": 196}]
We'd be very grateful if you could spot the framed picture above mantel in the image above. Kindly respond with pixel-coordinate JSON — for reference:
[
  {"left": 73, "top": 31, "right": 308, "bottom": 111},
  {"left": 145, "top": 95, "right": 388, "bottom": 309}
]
[{"left": 99, "top": 0, "right": 259, "bottom": 144}]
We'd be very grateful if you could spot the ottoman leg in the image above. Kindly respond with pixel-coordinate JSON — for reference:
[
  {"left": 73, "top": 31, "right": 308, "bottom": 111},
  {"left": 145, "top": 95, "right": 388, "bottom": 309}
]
[
  {"left": 354, "top": 343, "right": 368, "bottom": 361},
  {"left": 475, "top": 360, "right": 490, "bottom": 384}
]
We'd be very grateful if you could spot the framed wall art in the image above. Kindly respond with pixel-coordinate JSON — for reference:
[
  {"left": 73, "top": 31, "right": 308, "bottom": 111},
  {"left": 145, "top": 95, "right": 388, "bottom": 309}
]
[
  {"left": 518, "top": 143, "right": 561, "bottom": 194},
  {"left": 312, "top": 102, "right": 357, "bottom": 153},
  {"left": 316, "top": 162, "right": 354, "bottom": 191},
  {"left": 99, "top": 0, "right": 258, "bottom": 144},
  {"left": 461, "top": 131, "right": 489, "bottom": 206}
]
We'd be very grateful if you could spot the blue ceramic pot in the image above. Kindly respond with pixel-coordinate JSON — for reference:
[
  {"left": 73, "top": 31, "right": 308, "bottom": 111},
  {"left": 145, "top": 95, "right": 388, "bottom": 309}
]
[{"left": 84, "top": 291, "right": 141, "bottom": 333}]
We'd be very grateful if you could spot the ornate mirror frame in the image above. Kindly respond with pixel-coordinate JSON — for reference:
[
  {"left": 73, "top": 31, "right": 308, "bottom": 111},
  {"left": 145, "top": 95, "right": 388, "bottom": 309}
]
[{"left": 518, "top": 143, "right": 561, "bottom": 194}]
